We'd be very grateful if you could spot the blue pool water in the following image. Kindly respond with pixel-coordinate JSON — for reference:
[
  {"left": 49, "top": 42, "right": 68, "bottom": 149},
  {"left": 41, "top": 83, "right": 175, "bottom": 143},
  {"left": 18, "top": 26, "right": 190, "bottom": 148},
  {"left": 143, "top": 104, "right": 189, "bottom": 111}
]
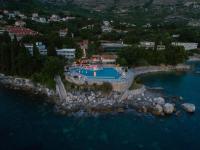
[{"left": 72, "top": 67, "right": 121, "bottom": 79}]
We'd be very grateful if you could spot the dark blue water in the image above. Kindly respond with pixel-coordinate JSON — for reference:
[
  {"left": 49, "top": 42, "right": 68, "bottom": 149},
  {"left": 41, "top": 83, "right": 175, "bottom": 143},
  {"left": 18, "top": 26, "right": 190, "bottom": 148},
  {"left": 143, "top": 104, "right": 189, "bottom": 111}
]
[{"left": 0, "top": 62, "right": 200, "bottom": 150}]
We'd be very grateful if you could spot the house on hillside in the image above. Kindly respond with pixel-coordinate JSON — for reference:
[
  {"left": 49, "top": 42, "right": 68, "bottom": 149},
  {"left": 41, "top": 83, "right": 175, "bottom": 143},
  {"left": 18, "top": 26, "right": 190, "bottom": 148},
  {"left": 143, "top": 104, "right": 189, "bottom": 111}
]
[
  {"left": 101, "top": 54, "right": 118, "bottom": 65},
  {"left": 59, "top": 28, "right": 68, "bottom": 37},
  {"left": 90, "top": 54, "right": 118, "bottom": 65},
  {"left": 139, "top": 41, "right": 166, "bottom": 50},
  {"left": 101, "top": 41, "right": 130, "bottom": 52},
  {"left": 56, "top": 48, "right": 76, "bottom": 59},
  {"left": 32, "top": 13, "right": 38, "bottom": 18},
  {"left": 172, "top": 42, "right": 198, "bottom": 50},
  {"left": 49, "top": 14, "right": 60, "bottom": 22},
  {"left": 24, "top": 42, "right": 47, "bottom": 55},
  {"left": 6, "top": 26, "right": 39, "bottom": 40},
  {"left": 101, "top": 21, "right": 112, "bottom": 33},
  {"left": 15, "top": 20, "right": 26, "bottom": 27},
  {"left": 0, "top": 27, "right": 6, "bottom": 35}
]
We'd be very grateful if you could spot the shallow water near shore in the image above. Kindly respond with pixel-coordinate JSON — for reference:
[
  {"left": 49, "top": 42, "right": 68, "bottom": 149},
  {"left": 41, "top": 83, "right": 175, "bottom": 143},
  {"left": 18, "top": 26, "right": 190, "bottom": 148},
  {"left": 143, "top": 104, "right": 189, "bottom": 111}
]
[{"left": 0, "top": 62, "right": 200, "bottom": 150}]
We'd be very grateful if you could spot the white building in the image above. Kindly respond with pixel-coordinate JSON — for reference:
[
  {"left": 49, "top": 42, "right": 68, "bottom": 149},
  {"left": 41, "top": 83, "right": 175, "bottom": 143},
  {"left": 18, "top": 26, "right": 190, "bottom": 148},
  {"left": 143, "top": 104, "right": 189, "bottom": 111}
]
[
  {"left": 39, "top": 17, "right": 47, "bottom": 23},
  {"left": 24, "top": 42, "right": 47, "bottom": 55},
  {"left": 101, "top": 42, "right": 130, "bottom": 52},
  {"left": 3, "top": 10, "right": 9, "bottom": 15},
  {"left": 101, "top": 55, "right": 118, "bottom": 64},
  {"left": 143, "top": 23, "right": 152, "bottom": 28},
  {"left": 8, "top": 13, "right": 16, "bottom": 19},
  {"left": 56, "top": 48, "right": 76, "bottom": 59},
  {"left": 50, "top": 14, "right": 60, "bottom": 22},
  {"left": 32, "top": 13, "right": 38, "bottom": 18},
  {"left": 140, "top": 42, "right": 155, "bottom": 49},
  {"left": 188, "top": 20, "right": 200, "bottom": 27},
  {"left": 101, "top": 21, "right": 112, "bottom": 33},
  {"left": 139, "top": 41, "right": 166, "bottom": 50},
  {"left": 18, "top": 13, "right": 27, "bottom": 19},
  {"left": 172, "top": 34, "right": 180, "bottom": 38},
  {"left": 172, "top": 42, "right": 198, "bottom": 50},
  {"left": 15, "top": 20, "right": 26, "bottom": 27},
  {"left": 0, "top": 28, "right": 6, "bottom": 35},
  {"left": 24, "top": 43, "right": 76, "bottom": 59},
  {"left": 59, "top": 28, "right": 68, "bottom": 37}
]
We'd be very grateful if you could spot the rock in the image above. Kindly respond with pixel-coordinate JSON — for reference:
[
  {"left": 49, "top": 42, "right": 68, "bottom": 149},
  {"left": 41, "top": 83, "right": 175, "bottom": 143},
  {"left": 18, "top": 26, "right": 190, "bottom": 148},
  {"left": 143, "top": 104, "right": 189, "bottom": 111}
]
[
  {"left": 142, "top": 106, "right": 147, "bottom": 113},
  {"left": 175, "top": 110, "right": 181, "bottom": 116},
  {"left": 182, "top": 103, "right": 196, "bottom": 113},
  {"left": 163, "top": 103, "right": 174, "bottom": 114},
  {"left": 152, "top": 104, "right": 163, "bottom": 116},
  {"left": 117, "top": 108, "right": 124, "bottom": 113},
  {"left": 153, "top": 97, "right": 165, "bottom": 105}
]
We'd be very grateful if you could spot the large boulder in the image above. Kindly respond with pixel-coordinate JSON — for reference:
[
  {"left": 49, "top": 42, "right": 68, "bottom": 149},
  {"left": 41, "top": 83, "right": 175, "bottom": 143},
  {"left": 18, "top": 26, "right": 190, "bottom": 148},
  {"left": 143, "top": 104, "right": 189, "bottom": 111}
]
[
  {"left": 153, "top": 97, "right": 165, "bottom": 105},
  {"left": 152, "top": 104, "right": 163, "bottom": 116},
  {"left": 182, "top": 103, "right": 196, "bottom": 113},
  {"left": 163, "top": 103, "right": 174, "bottom": 114}
]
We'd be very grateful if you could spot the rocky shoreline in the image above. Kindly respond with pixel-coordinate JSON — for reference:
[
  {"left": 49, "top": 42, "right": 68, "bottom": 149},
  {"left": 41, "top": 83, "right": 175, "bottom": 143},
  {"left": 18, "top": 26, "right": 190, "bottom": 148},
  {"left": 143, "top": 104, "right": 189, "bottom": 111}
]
[
  {"left": 188, "top": 55, "right": 200, "bottom": 62},
  {"left": 0, "top": 73, "right": 57, "bottom": 99},
  {"left": 0, "top": 64, "right": 196, "bottom": 116}
]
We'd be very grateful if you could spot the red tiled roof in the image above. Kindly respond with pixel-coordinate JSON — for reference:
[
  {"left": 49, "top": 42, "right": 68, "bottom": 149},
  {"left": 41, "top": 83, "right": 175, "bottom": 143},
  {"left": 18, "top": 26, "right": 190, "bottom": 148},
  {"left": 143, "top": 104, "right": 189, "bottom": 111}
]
[{"left": 6, "top": 26, "right": 38, "bottom": 36}]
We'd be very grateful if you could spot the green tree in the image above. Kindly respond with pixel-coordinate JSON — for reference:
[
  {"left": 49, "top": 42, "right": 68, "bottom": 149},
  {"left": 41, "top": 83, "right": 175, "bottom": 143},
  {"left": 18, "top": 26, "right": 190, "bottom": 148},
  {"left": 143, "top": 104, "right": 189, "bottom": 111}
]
[
  {"left": 16, "top": 45, "right": 32, "bottom": 76},
  {"left": 43, "top": 56, "right": 64, "bottom": 78},
  {"left": 75, "top": 48, "right": 83, "bottom": 59},
  {"left": 2, "top": 31, "right": 11, "bottom": 44},
  {"left": 32, "top": 43, "right": 42, "bottom": 72},
  {"left": 10, "top": 36, "right": 20, "bottom": 74},
  {"left": 47, "top": 44, "right": 57, "bottom": 56}
]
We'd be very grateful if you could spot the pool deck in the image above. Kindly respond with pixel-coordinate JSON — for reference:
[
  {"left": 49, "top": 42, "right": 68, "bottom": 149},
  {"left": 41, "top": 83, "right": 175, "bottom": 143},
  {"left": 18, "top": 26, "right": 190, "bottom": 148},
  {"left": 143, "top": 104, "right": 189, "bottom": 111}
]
[
  {"left": 65, "top": 67, "right": 134, "bottom": 92},
  {"left": 65, "top": 64, "right": 190, "bottom": 92}
]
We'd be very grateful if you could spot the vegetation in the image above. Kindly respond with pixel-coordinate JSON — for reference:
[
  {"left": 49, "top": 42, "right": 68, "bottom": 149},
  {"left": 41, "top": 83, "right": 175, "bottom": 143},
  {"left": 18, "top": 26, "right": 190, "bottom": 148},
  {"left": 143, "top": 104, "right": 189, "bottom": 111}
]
[
  {"left": 117, "top": 45, "right": 188, "bottom": 67},
  {"left": 0, "top": 32, "right": 65, "bottom": 89},
  {"left": 129, "top": 78, "right": 143, "bottom": 90}
]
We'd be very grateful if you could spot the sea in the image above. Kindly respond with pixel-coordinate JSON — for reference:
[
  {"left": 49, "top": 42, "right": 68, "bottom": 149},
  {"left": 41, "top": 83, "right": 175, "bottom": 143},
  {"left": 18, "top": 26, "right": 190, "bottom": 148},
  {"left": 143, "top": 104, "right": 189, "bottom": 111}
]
[{"left": 0, "top": 62, "right": 200, "bottom": 150}]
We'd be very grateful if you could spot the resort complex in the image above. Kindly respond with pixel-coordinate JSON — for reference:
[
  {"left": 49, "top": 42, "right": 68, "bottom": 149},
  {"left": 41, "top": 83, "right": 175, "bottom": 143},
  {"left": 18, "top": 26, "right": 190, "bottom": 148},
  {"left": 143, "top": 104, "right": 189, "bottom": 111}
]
[
  {"left": 64, "top": 54, "right": 133, "bottom": 91},
  {"left": 1, "top": 1, "right": 200, "bottom": 150},
  {"left": 0, "top": 6, "right": 198, "bottom": 116}
]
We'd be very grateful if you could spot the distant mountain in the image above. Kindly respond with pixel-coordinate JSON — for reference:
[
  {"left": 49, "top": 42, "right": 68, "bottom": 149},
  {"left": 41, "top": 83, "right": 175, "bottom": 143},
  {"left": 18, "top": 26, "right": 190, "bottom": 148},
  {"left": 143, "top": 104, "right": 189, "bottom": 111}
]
[
  {"left": 39, "top": 0, "right": 200, "bottom": 11},
  {"left": 2, "top": 0, "right": 200, "bottom": 24},
  {"left": 2, "top": 0, "right": 200, "bottom": 11}
]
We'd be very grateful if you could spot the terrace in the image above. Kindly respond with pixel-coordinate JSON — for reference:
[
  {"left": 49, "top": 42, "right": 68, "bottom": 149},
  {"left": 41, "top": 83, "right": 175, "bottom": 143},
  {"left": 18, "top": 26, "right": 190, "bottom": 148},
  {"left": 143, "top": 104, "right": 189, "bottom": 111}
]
[{"left": 65, "top": 55, "right": 133, "bottom": 91}]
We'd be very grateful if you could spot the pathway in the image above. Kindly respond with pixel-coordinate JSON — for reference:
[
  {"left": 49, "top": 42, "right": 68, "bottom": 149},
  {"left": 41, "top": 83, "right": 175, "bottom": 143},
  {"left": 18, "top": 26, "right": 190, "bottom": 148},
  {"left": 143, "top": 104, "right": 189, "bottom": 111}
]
[{"left": 55, "top": 75, "right": 67, "bottom": 102}]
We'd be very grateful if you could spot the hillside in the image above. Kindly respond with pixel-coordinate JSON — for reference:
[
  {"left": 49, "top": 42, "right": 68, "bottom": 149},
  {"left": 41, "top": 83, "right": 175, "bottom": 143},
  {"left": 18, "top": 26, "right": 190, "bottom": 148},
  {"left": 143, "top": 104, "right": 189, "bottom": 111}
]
[
  {"left": 41, "top": 0, "right": 200, "bottom": 10},
  {"left": 2, "top": 0, "right": 200, "bottom": 24}
]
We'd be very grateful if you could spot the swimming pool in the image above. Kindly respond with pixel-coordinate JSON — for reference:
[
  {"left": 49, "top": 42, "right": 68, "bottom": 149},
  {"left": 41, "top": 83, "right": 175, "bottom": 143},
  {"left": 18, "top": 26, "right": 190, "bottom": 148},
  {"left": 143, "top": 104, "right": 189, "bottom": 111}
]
[{"left": 71, "top": 67, "right": 121, "bottom": 79}]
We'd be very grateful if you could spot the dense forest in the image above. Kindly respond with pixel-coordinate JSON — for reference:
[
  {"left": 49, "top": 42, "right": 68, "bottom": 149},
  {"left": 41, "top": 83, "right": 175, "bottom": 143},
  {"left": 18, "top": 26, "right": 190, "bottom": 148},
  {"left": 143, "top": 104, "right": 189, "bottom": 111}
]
[
  {"left": 0, "top": 32, "right": 65, "bottom": 89},
  {"left": 117, "top": 45, "right": 188, "bottom": 67}
]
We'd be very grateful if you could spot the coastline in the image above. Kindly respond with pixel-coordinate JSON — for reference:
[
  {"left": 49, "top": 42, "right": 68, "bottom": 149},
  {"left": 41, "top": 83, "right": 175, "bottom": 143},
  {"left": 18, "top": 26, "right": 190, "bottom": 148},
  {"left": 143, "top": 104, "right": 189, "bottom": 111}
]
[
  {"left": 133, "top": 64, "right": 190, "bottom": 79},
  {"left": 0, "top": 74, "right": 58, "bottom": 100},
  {"left": 188, "top": 55, "right": 200, "bottom": 62},
  {"left": 0, "top": 63, "right": 193, "bottom": 116}
]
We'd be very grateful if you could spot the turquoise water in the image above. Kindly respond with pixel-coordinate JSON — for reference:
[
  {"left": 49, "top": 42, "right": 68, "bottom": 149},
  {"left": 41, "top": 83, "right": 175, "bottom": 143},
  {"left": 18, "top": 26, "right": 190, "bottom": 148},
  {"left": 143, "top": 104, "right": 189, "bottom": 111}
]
[
  {"left": 71, "top": 67, "right": 121, "bottom": 79},
  {"left": 0, "top": 62, "right": 200, "bottom": 150}
]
